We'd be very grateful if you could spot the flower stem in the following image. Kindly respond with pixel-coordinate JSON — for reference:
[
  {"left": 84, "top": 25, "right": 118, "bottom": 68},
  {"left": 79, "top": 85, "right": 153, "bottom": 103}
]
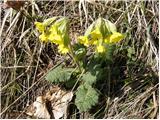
[{"left": 68, "top": 43, "right": 82, "bottom": 73}]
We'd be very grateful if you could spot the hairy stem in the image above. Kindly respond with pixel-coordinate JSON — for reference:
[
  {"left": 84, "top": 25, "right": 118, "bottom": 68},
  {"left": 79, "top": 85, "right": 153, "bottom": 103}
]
[{"left": 68, "top": 43, "right": 82, "bottom": 73}]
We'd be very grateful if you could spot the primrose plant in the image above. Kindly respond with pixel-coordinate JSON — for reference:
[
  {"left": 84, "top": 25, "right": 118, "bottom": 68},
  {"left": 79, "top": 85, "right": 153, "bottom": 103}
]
[{"left": 35, "top": 16, "right": 124, "bottom": 112}]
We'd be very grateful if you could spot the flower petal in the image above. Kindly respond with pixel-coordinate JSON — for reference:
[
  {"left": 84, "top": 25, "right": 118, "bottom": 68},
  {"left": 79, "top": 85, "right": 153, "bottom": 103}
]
[
  {"left": 39, "top": 32, "right": 49, "bottom": 42},
  {"left": 90, "top": 28, "right": 102, "bottom": 41},
  {"left": 48, "top": 25, "right": 58, "bottom": 34},
  {"left": 58, "top": 45, "right": 69, "bottom": 54},
  {"left": 96, "top": 44, "right": 106, "bottom": 53},
  {"left": 78, "top": 36, "right": 89, "bottom": 47},
  {"left": 35, "top": 22, "right": 45, "bottom": 33},
  {"left": 105, "top": 32, "right": 124, "bottom": 43},
  {"left": 49, "top": 34, "right": 63, "bottom": 45}
]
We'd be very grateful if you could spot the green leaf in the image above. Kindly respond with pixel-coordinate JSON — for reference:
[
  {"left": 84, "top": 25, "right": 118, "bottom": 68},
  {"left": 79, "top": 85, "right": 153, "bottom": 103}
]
[
  {"left": 65, "top": 71, "right": 79, "bottom": 89},
  {"left": 75, "top": 84, "right": 99, "bottom": 112},
  {"left": 82, "top": 72, "right": 97, "bottom": 85},
  {"left": 82, "top": 62, "right": 103, "bottom": 85},
  {"left": 45, "top": 65, "right": 73, "bottom": 83}
]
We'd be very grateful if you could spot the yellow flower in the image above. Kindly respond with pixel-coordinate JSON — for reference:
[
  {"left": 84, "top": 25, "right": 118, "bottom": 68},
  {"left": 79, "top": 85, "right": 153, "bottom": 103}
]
[
  {"left": 58, "top": 44, "right": 69, "bottom": 54},
  {"left": 89, "top": 28, "right": 102, "bottom": 45},
  {"left": 104, "top": 32, "right": 124, "bottom": 43},
  {"left": 78, "top": 36, "right": 89, "bottom": 47},
  {"left": 89, "top": 38, "right": 98, "bottom": 45},
  {"left": 48, "top": 25, "right": 58, "bottom": 34},
  {"left": 39, "top": 32, "right": 49, "bottom": 42},
  {"left": 49, "top": 34, "right": 63, "bottom": 45},
  {"left": 96, "top": 44, "right": 106, "bottom": 53},
  {"left": 34, "top": 22, "right": 45, "bottom": 33}
]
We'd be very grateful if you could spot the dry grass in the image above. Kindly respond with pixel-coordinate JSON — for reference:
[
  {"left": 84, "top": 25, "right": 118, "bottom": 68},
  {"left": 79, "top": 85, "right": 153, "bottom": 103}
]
[{"left": 0, "top": 0, "right": 159, "bottom": 119}]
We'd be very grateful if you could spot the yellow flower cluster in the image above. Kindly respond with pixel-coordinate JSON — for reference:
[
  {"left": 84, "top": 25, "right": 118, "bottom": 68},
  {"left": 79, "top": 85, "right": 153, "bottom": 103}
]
[
  {"left": 34, "top": 21, "right": 69, "bottom": 54},
  {"left": 78, "top": 27, "right": 124, "bottom": 53}
]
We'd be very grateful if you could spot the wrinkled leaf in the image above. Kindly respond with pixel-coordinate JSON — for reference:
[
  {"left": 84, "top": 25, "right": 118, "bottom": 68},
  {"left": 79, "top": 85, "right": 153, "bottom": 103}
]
[
  {"left": 75, "top": 84, "right": 99, "bottom": 112},
  {"left": 82, "top": 72, "right": 97, "bottom": 85},
  {"left": 45, "top": 66, "right": 74, "bottom": 83}
]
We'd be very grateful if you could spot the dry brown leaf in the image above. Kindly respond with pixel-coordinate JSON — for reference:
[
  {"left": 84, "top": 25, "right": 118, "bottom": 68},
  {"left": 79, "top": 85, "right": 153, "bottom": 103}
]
[
  {"left": 25, "top": 104, "right": 35, "bottom": 117},
  {"left": 33, "top": 96, "right": 51, "bottom": 119},
  {"left": 25, "top": 96, "right": 51, "bottom": 119},
  {"left": 25, "top": 86, "right": 73, "bottom": 119},
  {"left": 52, "top": 91, "right": 73, "bottom": 119}
]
